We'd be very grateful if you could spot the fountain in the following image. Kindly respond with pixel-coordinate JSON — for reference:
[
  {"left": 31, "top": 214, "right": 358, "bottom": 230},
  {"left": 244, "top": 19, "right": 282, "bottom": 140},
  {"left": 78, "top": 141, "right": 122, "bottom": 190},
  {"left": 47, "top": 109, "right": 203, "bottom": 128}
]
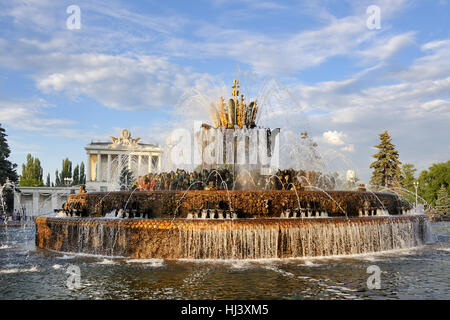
[
  {"left": 0, "top": 178, "right": 30, "bottom": 227},
  {"left": 35, "top": 79, "right": 431, "bottom": 259}
]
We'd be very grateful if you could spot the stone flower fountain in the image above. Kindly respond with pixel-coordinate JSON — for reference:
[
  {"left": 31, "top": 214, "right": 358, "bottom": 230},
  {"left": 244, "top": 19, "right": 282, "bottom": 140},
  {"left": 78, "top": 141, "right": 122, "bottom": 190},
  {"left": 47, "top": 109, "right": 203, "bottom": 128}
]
[{"left": 35, "top": 79, "right": 431, "bottom": 259}]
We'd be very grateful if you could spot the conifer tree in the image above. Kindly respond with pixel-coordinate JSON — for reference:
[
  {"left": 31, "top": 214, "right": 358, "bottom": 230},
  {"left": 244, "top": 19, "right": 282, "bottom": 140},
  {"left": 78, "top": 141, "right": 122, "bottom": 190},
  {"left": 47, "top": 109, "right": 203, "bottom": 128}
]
[
  {"left": 59, "top": 158, "right": 72, "bottom": 184},
  {"left": 55, "top": 170, "right": 61, "bottom": 186},
  {"left": 400, "top": 163, "right": 417, "bottom": 203},
  {"left": 46, "top": 173, "right": 51, "bottom": 187},
  {"left": 0, "top": 124, "right": 18, "bottom": 184},
  {"left": 79, "top": 162, "right": 86, "bottom": 184},
  {"left": 401, "top": 163, "right": 417, "bottom": 190},
  {"left": 369, "top": 130, "right": 402, "bottom": 189},
  {"left": 73, "top": 164, "right": 80, "bottom": 185},
  {"left": 435, "top": 184, "right": 449, "bottom": 216},
  {"left": 119, "top": 167, "right": 134, "bottom": 191}
]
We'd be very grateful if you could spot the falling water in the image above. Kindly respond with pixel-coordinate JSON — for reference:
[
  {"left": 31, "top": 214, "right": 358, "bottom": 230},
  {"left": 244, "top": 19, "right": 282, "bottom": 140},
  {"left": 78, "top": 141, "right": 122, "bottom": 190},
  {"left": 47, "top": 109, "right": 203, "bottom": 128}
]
[
  {"left": 178, "top": 216, "right": 431, "bottom": 259},
  {"left": 41, "top": 218, "right": 128, "bottom": 257},
  {"left": 36, "top": 215, "right": 432, "bottom": 259}
]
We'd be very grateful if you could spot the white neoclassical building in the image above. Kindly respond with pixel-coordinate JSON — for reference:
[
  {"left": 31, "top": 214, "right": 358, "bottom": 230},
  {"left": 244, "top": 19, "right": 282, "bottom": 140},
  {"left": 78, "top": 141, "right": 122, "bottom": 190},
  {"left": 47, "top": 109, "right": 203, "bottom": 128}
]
[
  {"left": 86, "top": 129, "right": 163, "bottom": 192},
  {"left": 11, "top": 129, "right": 163, "bottom": 216},
  {"left": 13, "top": 186, "right": 76, "bottom": 217}
]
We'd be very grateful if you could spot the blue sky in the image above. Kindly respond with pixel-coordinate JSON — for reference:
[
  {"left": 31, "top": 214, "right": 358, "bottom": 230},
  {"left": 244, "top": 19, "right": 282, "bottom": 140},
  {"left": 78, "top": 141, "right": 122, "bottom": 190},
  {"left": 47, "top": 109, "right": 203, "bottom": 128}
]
[{"left": 0, "top": 0, "right": 449, "bottom": 183}]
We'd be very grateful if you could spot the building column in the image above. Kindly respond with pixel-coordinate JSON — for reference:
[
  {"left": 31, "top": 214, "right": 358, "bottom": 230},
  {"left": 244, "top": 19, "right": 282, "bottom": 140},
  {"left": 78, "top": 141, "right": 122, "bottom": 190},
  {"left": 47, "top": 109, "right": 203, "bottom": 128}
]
[
  {"left": 138, "top": 155, "right": 142, "bottom": 176},
  {"left": 128, "top": 154, "right": 132, "bottom": 170},
  {"left": 86, "top": 153, "right": 91, "bottom": 182},
  {"left": 158, "top": 155, "right": 162, "bottom": 173},
  {"left": 107, "top": 154, "right": 111, "bottom": 182},
  {"left": 148, "top": 155, "right": 152, "bottom": 173},
  {"left": 32, "top": 192, "right": 39, "bottom": 216},
  {"left": 97, "top": 152, "right": 102, "bottom": 182},
  {"left": 117, "top": 154, "right": 122, "bottom": 177}
]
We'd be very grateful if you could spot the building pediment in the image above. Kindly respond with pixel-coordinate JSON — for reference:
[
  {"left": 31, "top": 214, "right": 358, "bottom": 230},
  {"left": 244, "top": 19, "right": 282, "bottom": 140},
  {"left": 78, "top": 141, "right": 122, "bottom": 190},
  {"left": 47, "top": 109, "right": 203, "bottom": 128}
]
[
  {"left": 86, "top": 129, "right": 161, "bottom": 152},
  {"left": 110, "top": 129, "right": 141, "bottom": 149}
]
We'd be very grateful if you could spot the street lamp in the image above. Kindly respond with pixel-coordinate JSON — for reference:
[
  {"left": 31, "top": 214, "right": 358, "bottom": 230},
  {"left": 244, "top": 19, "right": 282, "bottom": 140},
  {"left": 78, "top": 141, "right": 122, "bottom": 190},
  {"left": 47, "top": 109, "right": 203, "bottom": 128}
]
[{"left": 413, "top": 181, "right": 419, "bottom": 210}]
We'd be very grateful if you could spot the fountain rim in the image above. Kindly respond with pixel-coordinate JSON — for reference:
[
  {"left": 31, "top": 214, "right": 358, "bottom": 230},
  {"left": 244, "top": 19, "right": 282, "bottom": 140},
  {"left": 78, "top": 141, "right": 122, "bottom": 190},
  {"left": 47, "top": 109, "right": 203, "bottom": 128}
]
[
  {"left": 72, "top": 190, "right": 398, "bottom": 196},
  {"left": 36, "top": 215, "right": 427, "bottom": 222}
]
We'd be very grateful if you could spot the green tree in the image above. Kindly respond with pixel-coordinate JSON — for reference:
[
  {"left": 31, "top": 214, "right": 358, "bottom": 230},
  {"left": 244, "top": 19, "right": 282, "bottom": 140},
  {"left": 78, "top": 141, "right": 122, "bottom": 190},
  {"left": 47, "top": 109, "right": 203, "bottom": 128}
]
[
  {"left": 55, "top": 170, "right": 61, "bottom": 187},
  {"left": 119, "top": 167, "right": 135, "bottom": 191},
  {"left": 59, "top": 158, "right": 72, "bottom": 185},
  {"left": 73, "top": 164, "right": 80, "bottom": 185},
  {"left": 0, "top": 124, "right": 18, "bottom": 184},
  {"left": 401, "top": 163, "right": 417, "bottom": 190},
  {"left": 435, "top": 184, "right": 449, "bottom": 216},
  {"left": 19, "top": 153, "right": 44, "bottom": 186},
  {"left": 80, "top": 162, "right": 86, "bottom": 184},
  {"left": 400, "top": 163, "right": 417, "bottom": 203},
  {"left": 369, "top": 130, "right": 402, "bottom": 189},
  {"left": 46, "top": 173, "right": 51, "bottom": 187},
  {"left": 418, "top": 161, "right": 450, "bottom": 206}
]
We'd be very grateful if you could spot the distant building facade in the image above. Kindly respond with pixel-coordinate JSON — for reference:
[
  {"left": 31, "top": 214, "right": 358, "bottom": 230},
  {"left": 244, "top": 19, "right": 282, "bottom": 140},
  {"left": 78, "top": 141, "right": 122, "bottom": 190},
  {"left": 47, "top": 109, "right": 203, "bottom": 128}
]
[
  {"left": 12, "top": 129, "right": 163, "bottom": 216},
  {"left": 13, "top": 186, "right": 76, "bottom": 217},
  {"left": 85, "top": 129, "right": 163, "bottom": 192}
]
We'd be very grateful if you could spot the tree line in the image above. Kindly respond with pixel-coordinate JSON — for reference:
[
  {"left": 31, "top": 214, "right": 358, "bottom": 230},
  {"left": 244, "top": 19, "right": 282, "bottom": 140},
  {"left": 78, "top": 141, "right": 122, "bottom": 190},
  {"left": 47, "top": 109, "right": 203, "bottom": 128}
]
[
  {"left": 0, "top": 124, "right": 87, "bottom": 188},
  {"left": 19, "top": 154, "right": 86, "bottom": 187},
  {"left": 369, "top": 130, "right": 449, "bottom": 215}
]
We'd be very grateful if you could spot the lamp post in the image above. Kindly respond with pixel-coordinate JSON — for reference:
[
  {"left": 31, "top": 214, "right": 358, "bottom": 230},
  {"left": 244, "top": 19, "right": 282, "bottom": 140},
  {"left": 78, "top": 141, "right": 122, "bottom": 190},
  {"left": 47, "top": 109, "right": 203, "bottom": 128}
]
[{"left": 413, "top": 181, "right": 418, "bottom": 209}]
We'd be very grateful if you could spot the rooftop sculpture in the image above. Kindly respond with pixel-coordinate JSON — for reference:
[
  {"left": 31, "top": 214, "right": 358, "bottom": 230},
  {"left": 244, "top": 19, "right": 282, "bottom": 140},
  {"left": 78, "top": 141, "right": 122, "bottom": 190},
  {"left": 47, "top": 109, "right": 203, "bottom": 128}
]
[
  {"left": 209, "top": 79, "right": 258, "bottom": 129},
  {"left": 110, "top": 129, "right": 141, "bottom": 148}
]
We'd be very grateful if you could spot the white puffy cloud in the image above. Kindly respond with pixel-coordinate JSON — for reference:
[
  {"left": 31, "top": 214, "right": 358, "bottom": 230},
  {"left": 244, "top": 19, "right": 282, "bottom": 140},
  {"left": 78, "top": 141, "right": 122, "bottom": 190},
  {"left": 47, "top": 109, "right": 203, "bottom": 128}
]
[
  {"left": 357, "top": 32, "right": 415, "bottom": 62},
  {"left": 321, "top": 131, "right": 355, "bottom": 153},
  {"left": 341, "top": 144, "right": 355, "bottom": 152},
  {"left": 421, "top": 99, "right": 450, "bottom": 111},
  {"left": 35, "top": 53, "right": 209, "bottom": 111},
  {"left": 397, "top": 40, "right": 450, "bottom": 81},
  {"left": 323, "top": 131, "right": 347, "bottom": 145},
  {"left": 0, "top": 98, "right": 78, "bottom": 134},
  {"left": 165, "top": 15, "right": 376, "bottom": 74},
  {"left": 2, "top": 0, "right": 61, "bottom": 31},
  {"left": 158, "top": 0, "right": 413, "bottom": 75},
  {"left": 332, "top": 108, "right": 357, "bottom": 124},
  {"left": 0, "top": 36, "right": 217, "bottom": 112}
]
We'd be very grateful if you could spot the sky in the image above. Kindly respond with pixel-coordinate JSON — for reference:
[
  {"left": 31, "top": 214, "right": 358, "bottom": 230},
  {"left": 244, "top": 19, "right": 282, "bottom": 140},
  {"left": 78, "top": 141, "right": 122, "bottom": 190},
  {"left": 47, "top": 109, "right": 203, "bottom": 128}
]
[{"left": 0, "top": 0, "right": 449, "bottom": 183}]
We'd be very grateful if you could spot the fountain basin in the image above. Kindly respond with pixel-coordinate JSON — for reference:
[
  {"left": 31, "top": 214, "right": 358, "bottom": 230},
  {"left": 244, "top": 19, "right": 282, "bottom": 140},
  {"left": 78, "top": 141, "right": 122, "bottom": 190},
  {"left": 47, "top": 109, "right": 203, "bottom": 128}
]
[
  {"left": 62, "top": 190, "right": 406, "bottom": 218},
  {"left": 35, "top": 215, "right": 430, "bottom": 259}
]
